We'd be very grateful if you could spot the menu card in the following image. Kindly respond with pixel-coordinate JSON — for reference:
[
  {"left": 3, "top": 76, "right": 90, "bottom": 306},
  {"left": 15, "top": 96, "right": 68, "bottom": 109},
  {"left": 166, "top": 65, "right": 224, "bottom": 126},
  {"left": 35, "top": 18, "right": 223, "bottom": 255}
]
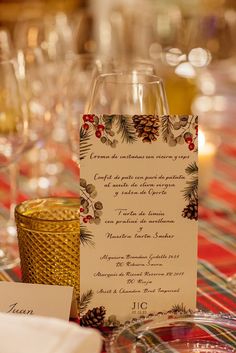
[{"left": 80, "top": 115, "right": 198, "bottom": 324}]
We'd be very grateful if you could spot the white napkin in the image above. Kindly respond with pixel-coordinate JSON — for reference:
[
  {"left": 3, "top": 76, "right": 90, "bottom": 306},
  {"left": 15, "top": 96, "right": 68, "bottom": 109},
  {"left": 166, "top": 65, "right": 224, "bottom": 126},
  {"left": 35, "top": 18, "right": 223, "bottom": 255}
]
[{"left": 0, "top": 313, "right": 103, "bottom": 353}]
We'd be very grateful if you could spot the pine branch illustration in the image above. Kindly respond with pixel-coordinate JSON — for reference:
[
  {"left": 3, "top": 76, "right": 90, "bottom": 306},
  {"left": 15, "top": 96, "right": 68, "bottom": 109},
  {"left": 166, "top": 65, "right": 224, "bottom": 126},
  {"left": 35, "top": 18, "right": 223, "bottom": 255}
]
[
  {"left": 116, "top": 115, "right": 137, "bottom": 143},
  {"left": 80, "top": 127, "right": 92, "bottom": 160},
  {"left": 182, "top": 177, "right": 198, "bottom": 201},
  {"left": 171, "top": 303, "right": 190, "bottom": 314},
  {"left": 103, "top": 114, "right": 115, "bottom": 130},
  {"left": 80, "top": 225, "right": 94, "bottom": 246},
  {"left": 161, "top": 115, "right": 173, "bottom": 142},
  {"left": 185, "top": 162, "right": 198, "bottom": 175},
  {"left": 80, "top": 289, "right": 94, "bottom": 314}
]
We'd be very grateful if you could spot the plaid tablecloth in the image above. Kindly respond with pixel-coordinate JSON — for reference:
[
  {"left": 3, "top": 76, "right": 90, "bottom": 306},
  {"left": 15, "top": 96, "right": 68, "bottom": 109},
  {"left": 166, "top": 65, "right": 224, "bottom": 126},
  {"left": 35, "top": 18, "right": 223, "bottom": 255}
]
[
  {"left": 197, "top": 128, "right": 236, "bottom": 315},
  {"left": 0, "top": 129, "right": 235, "bottom": 347}
]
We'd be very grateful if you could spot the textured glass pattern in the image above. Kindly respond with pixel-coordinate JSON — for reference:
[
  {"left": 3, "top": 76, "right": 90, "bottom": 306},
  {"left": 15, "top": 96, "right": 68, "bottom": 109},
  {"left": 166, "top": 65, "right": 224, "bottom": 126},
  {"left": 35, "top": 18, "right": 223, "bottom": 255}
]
[{"left": 15, "top": 198, "right": 80, "bottom": 306}]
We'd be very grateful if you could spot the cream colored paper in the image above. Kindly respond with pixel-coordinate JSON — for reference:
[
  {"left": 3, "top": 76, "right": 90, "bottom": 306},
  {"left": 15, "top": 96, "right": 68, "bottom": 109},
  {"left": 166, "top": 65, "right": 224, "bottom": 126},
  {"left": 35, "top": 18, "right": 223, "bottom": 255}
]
[
  {"left": 80, "top": 115, "right": 198, "bottom": 322},
  {"left": 0, "top": 282, "right": 75, "bottom": 320}
]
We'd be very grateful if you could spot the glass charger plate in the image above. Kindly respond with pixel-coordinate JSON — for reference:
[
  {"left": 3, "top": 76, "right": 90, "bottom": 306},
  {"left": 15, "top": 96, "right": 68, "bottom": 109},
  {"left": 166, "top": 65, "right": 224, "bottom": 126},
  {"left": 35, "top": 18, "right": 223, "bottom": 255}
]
[{"left": 107, "top": 312, "right": 236, "bottom": 353}]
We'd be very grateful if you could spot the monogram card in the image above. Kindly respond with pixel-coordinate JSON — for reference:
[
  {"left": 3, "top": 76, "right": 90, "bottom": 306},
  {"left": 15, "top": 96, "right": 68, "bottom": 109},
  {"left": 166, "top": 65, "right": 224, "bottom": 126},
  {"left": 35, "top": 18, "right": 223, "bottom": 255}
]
[{"left": 80, "top": 115, "right": 198, "bottom": 323}]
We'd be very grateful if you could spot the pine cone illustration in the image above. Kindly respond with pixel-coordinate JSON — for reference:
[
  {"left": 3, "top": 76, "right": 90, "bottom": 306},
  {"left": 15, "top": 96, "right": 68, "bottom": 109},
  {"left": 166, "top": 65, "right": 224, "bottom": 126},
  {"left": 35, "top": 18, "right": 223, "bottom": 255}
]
[
  {"left": 80, "top": 306, "right": 106, "bottom": 328},
  {"left": 182, "top": 200, "right": 198, "bottom": 220},
  {"left": 132, "top": 115, "right": 159, "bottom": 143}
]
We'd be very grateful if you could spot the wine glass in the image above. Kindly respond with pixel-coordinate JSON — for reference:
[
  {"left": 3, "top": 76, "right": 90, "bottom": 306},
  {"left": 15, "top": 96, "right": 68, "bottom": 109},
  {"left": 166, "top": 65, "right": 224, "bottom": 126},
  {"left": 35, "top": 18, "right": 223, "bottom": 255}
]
[
  {"left": 16, "top": 48, "right": 53, "bottom": 149},
  {"left": 0, "top": 60, "right": 27, "bottom": 269},
  {"left": 15, "top": 47, "right": 56, "bottom": 196},
  {"left": 0, "top": 28, "right": 12, "bottom": 61},
  {"left": 13, "top": 18, "right": 57, "bottom": 140},
  {"left": 65, "top": 54, "right": 103, "bottom": 108},
  {"left": 71, "top": 7, "right": 123, "bottom": 58},
  {"left": 13, "top": 18, "right": 60, "bottom": 196},
  {"left": 13, "top": 14, "right": 72, "bottom": 167},
  {"left": 66, "top": 54, "right": 104, "bottom": 165},
  {"left": 67, "top": 72, "right": 168, "bottom": 166},
  {"left": 85, "top": 72, "right": 169, "bottom": 115},
  {"left": 71, "top": 9, "right": 98, "bottom": 55}
]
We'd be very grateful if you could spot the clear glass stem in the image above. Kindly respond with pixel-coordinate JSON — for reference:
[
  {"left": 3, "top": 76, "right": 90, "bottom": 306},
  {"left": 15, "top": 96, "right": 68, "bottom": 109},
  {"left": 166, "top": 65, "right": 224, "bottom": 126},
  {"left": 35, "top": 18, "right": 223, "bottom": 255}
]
[
  {"left": 9, "top": 162, "right": 18, "bottom": 223},
  {"left": 0, "top": 161, "right": 19, "bottom": 269}
]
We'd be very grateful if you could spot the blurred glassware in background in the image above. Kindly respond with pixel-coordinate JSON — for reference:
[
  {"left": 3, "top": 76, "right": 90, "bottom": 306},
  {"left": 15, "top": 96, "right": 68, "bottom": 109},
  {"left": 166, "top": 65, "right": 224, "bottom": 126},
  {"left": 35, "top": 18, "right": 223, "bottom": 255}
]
[
  {"left": 89, "top": 1, "right": 195, "bottom": 114},
  {"left": 81, "top": 5, "right": 125, "bottom": 60},
  {"left": 0, "top": 0, "right": 80, "bottom": 28},
  {"left": 188, "top": 8, "right": 236, "bottom": 130},
  {"left": 198, "top": 128, "right": 221, "bottom": 198},
  {"left": 0, "top": 28, "right": 13, "bottom": 60},
  {"left": 0, "top": 59, "right": 27, "bottom": 269},
  {"left": 12, "top": 18, "right": 56, "bottom": 196},
  {"left": 192, "top": 60, "right": 236, "bottom": 131},
  {"left": 90, "top": 0, "right": 236, "bottom": 120},
  {"left": 15, "top": 48, "right": 53, "bottom": 150},
  {"left": 15, "top": 47, "right": 54, "bottom": 196},
  {"left": 13, "top": 14, "right": 73, "bottom": 127},
  {"left": 71, "top": 8, "right": 98, "bottom": 55},
  {"left": 65, "top": 53, "right": 103, "bottom": 110},
  {"left": 13, "top": 16, "right": 72, "bottom": 196},
  {"left": 1, "top": 0, "right": 236, "bottom": 123},
  {"left": 146, "top": 3, "right": 236, "bottom": 116}
]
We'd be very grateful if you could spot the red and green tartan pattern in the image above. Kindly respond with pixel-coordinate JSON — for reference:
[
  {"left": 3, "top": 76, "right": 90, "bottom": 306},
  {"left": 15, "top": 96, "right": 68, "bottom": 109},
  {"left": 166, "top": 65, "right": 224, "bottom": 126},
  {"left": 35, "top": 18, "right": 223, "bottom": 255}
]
[{"left": 197, "top": 130, "right": 236, "bottom": 317}]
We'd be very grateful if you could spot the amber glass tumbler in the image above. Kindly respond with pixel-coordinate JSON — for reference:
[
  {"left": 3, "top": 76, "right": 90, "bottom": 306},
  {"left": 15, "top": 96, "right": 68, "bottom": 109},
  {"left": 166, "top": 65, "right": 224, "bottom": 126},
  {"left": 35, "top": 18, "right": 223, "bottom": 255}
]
[{"left": 15, "top": 197, "right": 80, "bottom": 303}]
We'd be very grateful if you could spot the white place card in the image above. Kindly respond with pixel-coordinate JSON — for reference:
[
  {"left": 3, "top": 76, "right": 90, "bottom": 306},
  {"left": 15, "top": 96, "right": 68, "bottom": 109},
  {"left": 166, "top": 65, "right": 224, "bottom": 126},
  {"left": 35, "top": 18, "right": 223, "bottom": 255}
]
[
  {"left": 0, "top": 282, "right": 77, "bottom": 320},
  {"left": 80, "top": 114, "right": 198, "bottom": 323}
]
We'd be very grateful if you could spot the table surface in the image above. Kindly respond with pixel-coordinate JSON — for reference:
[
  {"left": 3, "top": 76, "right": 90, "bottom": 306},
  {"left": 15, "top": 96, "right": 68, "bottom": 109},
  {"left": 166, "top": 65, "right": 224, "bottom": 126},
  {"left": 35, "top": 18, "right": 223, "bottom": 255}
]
[{"left": 0, "top": 128, "right": 235, "bottom": 340}]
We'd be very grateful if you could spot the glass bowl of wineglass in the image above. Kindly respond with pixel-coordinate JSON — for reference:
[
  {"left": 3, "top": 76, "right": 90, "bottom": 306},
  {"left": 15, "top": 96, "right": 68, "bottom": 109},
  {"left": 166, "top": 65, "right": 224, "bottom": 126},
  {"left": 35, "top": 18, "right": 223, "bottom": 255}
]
[{"left": 0, "top": 59, "right": 27, "bottom": 269}]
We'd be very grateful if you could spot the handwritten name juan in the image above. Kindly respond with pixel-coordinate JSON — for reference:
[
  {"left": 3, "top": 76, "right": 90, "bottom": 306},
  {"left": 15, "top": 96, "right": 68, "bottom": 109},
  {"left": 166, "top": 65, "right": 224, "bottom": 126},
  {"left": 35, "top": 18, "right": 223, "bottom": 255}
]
[{"left": 7, "top": 302, "right": 34, "bottom": 315}]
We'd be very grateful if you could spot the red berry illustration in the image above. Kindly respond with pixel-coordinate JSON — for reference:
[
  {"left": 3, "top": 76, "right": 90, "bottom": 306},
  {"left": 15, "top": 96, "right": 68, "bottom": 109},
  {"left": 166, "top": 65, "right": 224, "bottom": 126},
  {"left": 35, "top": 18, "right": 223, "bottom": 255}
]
[
  {"left": 83, "top": 123, "right": 90, "bottom": 130},
  {"left": 88, "top": 115, "right": 94, "bottom": 123},
  {"left": 83, "top": 115, "right": 90, "bottom": 122},
  {"left": 87, "top": 215, "right": 93, "bottom": 220},
  {"left": 97, "top": 124, "right": 105, "bottom": 131},
  {"left": 83, "top": 217, "right": 88, "bottom": 223},
  {"left": 189, "top": 143, "right": 195, "bottom": 151},
  {"left": 95, "top": 130, "right": 102, "bottom": 138},
  {"left": 80, "top": 207, "right": 84, "bottom": 212},
  {"left": 185, "top": 136, "right": 193, "bottom": 144}
]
